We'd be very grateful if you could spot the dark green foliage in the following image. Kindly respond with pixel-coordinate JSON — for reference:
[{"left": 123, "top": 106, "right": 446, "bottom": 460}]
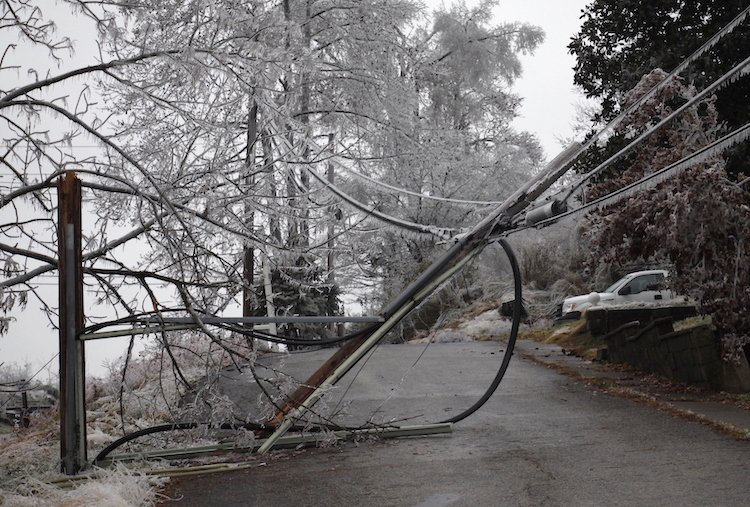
[{"left": 569, "top": 0, "right": 750, "bottom": 175}]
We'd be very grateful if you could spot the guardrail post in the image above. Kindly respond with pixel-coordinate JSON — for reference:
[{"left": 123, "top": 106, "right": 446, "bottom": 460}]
[
  {"left": 58, "top": 171, "right": 87, "bottom": 474},
  {"left": 20, "top": 387, "right": 29, "bottom": 428}
]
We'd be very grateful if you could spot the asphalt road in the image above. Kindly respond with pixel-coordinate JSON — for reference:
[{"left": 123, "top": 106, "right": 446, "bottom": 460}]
[{"left": 164, "top": 342, "right": 749, "bottom": 506}]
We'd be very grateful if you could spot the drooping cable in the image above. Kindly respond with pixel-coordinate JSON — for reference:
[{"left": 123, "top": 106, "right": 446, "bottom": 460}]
[
  {"left": 562, "top": 54, "right": 750, "bottom": 204},
  {"left": 533, "top": 121, "right": 750, "bottom": 229},
  {"left": 302, "top": 159, "right": 457, "bottom": 240},
  {"left": 332, "top": 157, "right": 503, "bottom": 206},
  {"left": 264, "top": 119, "right": 457, "bottom": 240},
  {"left": 438, "top": 238, "right": 521, "bottom": 424}
]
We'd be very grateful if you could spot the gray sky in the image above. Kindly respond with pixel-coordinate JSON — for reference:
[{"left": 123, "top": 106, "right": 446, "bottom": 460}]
[
  {"left": 500, "top": 0, "right": 593, "bottom": 156},
  {"left": 1, "top": 0, "right": 594, "bottom": 378},
  {"left": 424, "top": 0, "right": 593, "bottom": 156}
]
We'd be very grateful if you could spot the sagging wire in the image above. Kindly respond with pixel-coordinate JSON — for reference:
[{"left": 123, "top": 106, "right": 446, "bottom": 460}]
[
  {"left": 534, "top": 121, "right": 750, "bottom": 230},
  {"left": 266, "top": 119, "right": 458, "bottom": 241},
  {"left": 562, "top": 54, "right": 750, "bottom": 205},
  {"left": 303, "top": 162, "right": 457, "bottom": 240},
  {"left": 330, "top": 154, "right": 503, "bottom": 207}
]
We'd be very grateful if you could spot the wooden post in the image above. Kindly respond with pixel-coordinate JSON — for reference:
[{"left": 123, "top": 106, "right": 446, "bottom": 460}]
[
  {"left": 58, "top": 171, "right": 86, "bottom": 474},
  {"left": 20, "top": 386, "right": 29, "bottom": 428},
  {"left": 243, "top": 98, "right": 258, "bottom": 333},
  {"left": 326, "top": 133, "right": 337, "bottom": 335}
]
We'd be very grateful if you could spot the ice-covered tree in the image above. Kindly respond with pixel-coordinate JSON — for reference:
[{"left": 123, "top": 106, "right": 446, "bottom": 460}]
[{"left": 583, "top": 70, "right": 750, "bottom": 361}]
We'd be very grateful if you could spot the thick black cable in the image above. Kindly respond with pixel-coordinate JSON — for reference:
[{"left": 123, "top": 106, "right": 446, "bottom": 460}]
[
  {"left": 93, "top": 423, "right": 198, "bottom": 464},
  {"left": 439, "top": 237, "right": 521, "bottom": 424}
]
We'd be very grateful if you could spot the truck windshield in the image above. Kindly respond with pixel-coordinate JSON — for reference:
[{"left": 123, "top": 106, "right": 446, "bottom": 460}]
[{"left": 604, "top": 277, "right": 629, "bottom": 293}]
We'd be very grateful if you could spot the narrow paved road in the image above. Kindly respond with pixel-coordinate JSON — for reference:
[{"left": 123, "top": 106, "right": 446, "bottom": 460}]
[{"left": 164, "top": 343, "right": 749, "bottom": 506}]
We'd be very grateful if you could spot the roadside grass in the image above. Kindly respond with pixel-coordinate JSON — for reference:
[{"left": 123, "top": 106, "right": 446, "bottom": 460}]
[
  {"left": 517, "top": 319, "right": 602, "bottom": 360},
  {"left": 519, "top": 313, "right": 714, "bottom": 362},
  {"left": 723, "top": 392, "right": 750, "bottom": 411},
  {"left": 673, "top": 314, "right": 712, "bottom": 331}
]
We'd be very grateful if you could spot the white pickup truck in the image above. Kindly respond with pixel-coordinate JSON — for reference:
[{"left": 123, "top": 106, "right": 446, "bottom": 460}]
[{"left": 561, "top": 269, "right": 677, "bottom": 318}]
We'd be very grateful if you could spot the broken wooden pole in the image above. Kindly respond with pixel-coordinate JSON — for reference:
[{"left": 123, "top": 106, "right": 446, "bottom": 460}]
[
  {"left": 58, "top": 171, "right": 87, "bottom": 474},
  {"left": 259, "top": 247, "right": 480, "bottom": 452}
]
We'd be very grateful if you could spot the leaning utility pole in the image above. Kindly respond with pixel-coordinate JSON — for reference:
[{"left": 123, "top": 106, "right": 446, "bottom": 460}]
[
  {"left": 57, "top": 171, "right": 87, "bottom": 474},
  {"left": 259, "top": 144, "right": 580, "bottom": 453}
]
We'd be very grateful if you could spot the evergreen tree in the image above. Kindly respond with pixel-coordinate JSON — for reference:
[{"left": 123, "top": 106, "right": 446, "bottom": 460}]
[{"left": 569, "top": 0, "right": 750, "bottom": 174}]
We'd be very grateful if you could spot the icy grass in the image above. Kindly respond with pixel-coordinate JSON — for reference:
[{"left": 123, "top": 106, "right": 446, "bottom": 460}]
[
  {"left": 0, "top": 331, "right": 258, "bottom": 505},
  {"left": 0, "top": 464, "right": 167, "bottom": 507},
  {"left": 0, "top": 408, "right": 168, "bottom": 506}
]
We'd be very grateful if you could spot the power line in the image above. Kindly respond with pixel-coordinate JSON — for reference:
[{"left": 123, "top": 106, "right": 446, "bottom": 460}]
[
  {"left": 0, "top": 353, "right": 59, "bottom": 410},
  {"left": 333, "top": 158, "right": 502, "bottom": 206},
  {"left": 564, "top": 53, "right": 750, "bottom": 203},
  {"left": 561, "top": 4, "right": 750, "bottom": 173},
  {"left": 266, "top": 118, "right": 457, "bottom": 240},
  {"left": 534, "top": 121, "right": 750, "bottom": 229}
]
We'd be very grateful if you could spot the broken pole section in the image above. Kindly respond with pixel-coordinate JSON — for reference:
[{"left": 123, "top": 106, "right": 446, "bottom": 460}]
[
  {"left": 58, "top": 171, "right": 87, "bottom": 474},
  {"left": 260, "top": 245, "right": 481, "bottom": 452}
]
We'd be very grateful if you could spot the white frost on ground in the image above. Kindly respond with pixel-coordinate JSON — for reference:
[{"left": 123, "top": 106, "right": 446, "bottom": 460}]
[
  {"left": 412, "top": 309, "right": 517, "bottom": 343},
  {"left": 0, "top": 420, "right": 167, "bottom": 506},
  {"left": 0, "top": 465, "right": 167, "bottom": 507}
]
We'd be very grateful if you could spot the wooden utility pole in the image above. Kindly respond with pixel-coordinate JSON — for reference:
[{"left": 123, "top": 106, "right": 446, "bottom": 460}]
[
  {"left": 57, "top": 171, "right": 86, "bottom": 474},
  {"left": 242, "top": 98, "right": 259, "bottom": 327},
  {"left": 326, "top": 133, "right": 337, "bottom": 335}
]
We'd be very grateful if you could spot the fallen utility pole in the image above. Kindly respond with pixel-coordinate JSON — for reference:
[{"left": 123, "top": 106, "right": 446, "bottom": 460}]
[{"left": 258, "top": 144, "right": 580, "bottom": 453}]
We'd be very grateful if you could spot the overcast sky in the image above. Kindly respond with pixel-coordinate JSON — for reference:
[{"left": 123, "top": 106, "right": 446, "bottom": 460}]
[
  {"left": 2, "top": 0, "right": 594, "bottom": 378},
  {"left": 488, "top": 0, "right": 593, "bottom": 157}
]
